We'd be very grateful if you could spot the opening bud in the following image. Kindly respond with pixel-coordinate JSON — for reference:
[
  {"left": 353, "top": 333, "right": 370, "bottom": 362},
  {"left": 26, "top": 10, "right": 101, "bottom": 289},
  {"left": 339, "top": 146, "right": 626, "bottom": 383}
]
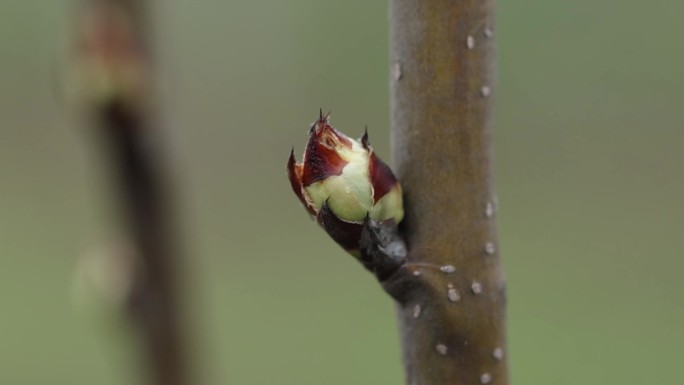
[{"left": 288, "top": 111, "right": 404, "bottom": 256}]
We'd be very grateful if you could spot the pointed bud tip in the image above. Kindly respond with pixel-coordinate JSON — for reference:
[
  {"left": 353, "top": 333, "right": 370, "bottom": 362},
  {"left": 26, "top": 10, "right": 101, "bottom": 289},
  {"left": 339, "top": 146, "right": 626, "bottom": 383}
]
[
  {"left": 317, "top": 108, "right": 331, "bottom": 122},
  {"left": 287, "top": 147, "right": 316, "bottom": 216},
  {"left": 312, "top": 109, "right": 332, "bottom": 133},
  {"left": 361, "top": 126, "right": 370, "bottom": 149}
]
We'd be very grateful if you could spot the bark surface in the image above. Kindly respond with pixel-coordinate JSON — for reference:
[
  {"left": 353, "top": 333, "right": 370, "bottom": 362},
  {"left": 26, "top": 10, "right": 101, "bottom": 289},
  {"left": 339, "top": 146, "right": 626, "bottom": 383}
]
[{"left": 388, "top": 1, "right": 507, "bottom": 384}]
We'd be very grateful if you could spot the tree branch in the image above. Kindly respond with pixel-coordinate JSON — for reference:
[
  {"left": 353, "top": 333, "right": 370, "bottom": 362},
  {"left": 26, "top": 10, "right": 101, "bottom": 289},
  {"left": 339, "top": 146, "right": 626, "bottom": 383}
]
[
  {"left": 70, "top": 1, "right": 191, "bottom": 384},
  {"left": 388, "top": 0, "right": 507, "bottom": 384}
]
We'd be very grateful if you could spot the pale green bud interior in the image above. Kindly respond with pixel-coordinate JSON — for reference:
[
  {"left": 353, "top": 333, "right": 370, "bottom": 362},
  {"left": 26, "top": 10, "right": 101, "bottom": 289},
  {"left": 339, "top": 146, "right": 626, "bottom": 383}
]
[
  {"left": 304, "top": 138, "right": 404, "bottom": 225},
  {"left": 305, "top": 139, "right": 372, "bottom": 223},
  {"left": 370, "top": 184, "right": 404, "bottom": 223}
]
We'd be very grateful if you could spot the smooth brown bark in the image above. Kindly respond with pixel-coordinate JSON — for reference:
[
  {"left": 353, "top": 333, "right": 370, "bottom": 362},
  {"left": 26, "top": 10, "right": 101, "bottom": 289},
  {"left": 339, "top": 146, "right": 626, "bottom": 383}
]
[
  {"left": 388, "top": 0, "right": 507, "bottom": 384},
  {"left": 71, "top": 1, "right": 191, "bottom": 385}
]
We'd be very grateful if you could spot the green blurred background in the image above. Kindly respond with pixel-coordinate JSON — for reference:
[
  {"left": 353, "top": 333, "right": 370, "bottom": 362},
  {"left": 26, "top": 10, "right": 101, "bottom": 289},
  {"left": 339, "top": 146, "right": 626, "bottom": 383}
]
[{"left": 1, "top": 1, "right": 683, "bottom": 384}]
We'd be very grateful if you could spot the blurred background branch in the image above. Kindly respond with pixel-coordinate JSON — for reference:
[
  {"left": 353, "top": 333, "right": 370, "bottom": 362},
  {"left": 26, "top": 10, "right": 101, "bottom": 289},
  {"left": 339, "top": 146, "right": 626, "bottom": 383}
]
[{"left": 68, "top": 1, "right": 191, "bottom": 384}]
